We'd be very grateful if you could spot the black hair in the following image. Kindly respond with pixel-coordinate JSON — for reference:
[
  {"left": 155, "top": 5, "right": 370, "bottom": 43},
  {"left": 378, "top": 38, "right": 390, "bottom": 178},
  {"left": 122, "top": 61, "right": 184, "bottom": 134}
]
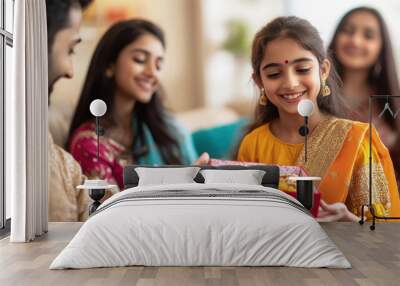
[{"left": 46, "top": 0, "right": 93, "bottom": 49}]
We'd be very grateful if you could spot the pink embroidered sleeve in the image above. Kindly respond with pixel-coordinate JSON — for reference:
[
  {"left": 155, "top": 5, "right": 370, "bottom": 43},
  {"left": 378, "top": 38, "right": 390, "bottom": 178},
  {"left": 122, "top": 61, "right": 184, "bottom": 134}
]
[{"left": 70, "top": 134, "right": 121, "bottom": 189}]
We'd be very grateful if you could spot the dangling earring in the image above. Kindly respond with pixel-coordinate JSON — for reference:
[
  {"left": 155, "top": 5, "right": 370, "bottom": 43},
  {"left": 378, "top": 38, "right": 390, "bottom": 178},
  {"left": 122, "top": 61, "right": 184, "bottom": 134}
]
[
  {"left": 321, "top": 78, "right": 331, "bottom": 97},
  {"left": 259, "top": 88, "right": 268, "bottom": 106}
]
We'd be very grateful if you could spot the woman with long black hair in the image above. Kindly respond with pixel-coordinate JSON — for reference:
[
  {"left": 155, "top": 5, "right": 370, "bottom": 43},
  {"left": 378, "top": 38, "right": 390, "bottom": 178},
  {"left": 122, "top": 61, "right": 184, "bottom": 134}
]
[
  {"left": 68, "top": 19, "right": 208, "bottom": 190},
  {"left": 328, "top": 6, "right": 400, "bottom": 183}
]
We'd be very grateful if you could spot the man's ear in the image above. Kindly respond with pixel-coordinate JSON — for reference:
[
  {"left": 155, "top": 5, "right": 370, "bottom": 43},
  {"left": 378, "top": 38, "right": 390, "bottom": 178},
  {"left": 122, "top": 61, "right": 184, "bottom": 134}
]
[
  {"left": 321, "top": 59, "right": 331, "bottom": 82},
  {"left": 252, "top": 72, "right": 263, "bottom": 89}
]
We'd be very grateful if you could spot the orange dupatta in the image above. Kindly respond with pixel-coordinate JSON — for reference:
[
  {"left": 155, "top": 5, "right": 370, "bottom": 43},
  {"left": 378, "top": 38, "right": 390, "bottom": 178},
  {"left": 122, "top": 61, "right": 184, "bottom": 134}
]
[{"left": 296, "top": 117, "right": 400, "bottom": 217}]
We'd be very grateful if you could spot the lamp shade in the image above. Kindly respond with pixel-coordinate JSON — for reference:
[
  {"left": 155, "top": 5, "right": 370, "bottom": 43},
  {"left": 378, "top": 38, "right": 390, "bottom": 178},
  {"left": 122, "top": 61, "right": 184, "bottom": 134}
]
[
  {"left": 297, "top": 99, "right": 314, "bottom": 117},
  {"left": 90, "top": 99, "right": 107, "bottom": 117}
]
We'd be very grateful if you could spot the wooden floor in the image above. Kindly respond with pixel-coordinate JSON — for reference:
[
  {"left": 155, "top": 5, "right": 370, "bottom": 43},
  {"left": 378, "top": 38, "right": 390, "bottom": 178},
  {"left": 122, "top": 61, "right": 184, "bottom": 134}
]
[{"left": 0, "top": 222, "right": 399, "bottom": 286}]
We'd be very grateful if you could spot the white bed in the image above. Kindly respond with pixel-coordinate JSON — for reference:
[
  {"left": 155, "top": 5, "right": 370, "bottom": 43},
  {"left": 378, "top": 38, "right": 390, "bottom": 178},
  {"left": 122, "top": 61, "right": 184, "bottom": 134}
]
[{"left": 50, "top": 183, "right": 351, "bottom": 269}]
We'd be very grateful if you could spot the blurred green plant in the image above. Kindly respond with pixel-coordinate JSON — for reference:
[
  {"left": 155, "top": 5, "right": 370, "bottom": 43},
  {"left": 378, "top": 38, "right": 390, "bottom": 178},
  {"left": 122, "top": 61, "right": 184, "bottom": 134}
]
[{"left": 221, "top": 19, "right": 251, "bottom": 58}]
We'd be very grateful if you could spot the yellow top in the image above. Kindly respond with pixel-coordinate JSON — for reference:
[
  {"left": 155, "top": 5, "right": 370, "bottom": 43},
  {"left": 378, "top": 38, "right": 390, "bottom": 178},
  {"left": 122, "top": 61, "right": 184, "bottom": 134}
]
[
  {"left": 238, "top": 124, "right": 303, "bottom": 165},
  {"left": 237, "top": 118, "right": 400, "bottom": 218}
]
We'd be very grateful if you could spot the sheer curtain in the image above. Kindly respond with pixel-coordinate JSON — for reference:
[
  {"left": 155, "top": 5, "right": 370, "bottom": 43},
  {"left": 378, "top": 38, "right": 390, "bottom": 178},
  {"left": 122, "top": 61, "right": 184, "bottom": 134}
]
[{"left": 7, "top": 0, "right": 48, "bottom": 242}]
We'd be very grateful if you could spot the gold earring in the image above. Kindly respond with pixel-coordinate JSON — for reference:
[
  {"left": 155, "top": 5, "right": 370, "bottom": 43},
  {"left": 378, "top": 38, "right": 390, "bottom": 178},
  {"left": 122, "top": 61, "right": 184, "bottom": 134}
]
[
  {"left": 259, "top": 88, "right": 268, "bottom": 106},
  {"left": 105, "top": 68, "right": 113, "bottom": 78},
  {"left": 322, "top": 79, "right": 331, "bottom": 97}
]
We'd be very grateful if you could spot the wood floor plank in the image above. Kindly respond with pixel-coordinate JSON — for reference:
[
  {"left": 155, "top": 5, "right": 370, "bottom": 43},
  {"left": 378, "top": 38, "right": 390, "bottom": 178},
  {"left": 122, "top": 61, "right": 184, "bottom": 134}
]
[
  {"left": 204, "top": 267, "right": 221, "bottom": 279},
  {"left": 1, "top": 222, "right": 400, "bottom": 286},
  {"left": 117, "top": 267, "right": 142, "bottom": 286}
]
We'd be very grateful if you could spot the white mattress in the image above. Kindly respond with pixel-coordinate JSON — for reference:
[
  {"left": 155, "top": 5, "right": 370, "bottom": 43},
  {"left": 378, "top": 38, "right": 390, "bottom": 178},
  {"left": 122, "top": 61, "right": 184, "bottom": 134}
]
[{"left": 50, "top": 183, "right": 351, "bottom": 269}]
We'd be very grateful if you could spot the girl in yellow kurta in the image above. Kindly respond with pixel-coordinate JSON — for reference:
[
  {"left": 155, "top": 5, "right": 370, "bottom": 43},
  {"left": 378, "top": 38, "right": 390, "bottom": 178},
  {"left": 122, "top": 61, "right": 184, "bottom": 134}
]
[{"left": 238, "top": 16, "right": 400, "bottom": 221}]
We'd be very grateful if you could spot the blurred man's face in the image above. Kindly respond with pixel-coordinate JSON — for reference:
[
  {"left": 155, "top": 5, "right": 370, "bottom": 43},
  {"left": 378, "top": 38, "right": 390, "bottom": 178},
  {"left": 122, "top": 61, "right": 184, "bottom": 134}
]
[{"left": 48, "top": 6, "right": 82, "bottom": 95}]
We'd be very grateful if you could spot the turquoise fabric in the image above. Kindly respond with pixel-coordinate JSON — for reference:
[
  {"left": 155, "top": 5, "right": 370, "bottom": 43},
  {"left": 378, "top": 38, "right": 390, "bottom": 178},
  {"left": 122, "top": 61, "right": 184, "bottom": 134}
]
[
  {"left": 191, "top": 118, "right": 249, "bottom": 159},
  {"left": 134, "top": 118, "right": 198, "bottom": 165},
  {"left": 132, "top": 116, "right": 249, "bottom": 164}
]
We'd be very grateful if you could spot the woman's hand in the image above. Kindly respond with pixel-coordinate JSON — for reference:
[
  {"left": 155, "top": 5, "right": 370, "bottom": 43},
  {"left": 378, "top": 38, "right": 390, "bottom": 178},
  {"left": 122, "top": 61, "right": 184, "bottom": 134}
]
[
  {"left": 193, "top": 152, "right": 210, "bottom": 166},
  {"left": 316, "top": 200, "right": 359, "bottom": 222}
]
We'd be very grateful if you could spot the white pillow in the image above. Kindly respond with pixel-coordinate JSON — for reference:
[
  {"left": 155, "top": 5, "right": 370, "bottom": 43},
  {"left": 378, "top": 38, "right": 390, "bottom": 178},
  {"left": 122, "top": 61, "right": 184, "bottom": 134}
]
[
  {"left": 135, "top": 167, "right": 200, "bottom": 186},
  {"left": 200, "top": 169, "right": 266, "bottom": 185}
]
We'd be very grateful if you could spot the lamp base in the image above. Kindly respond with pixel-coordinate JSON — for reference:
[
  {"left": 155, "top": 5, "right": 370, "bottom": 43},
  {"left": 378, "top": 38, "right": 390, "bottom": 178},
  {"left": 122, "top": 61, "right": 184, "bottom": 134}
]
[
  {"left": 88, "top": 188, "right": 106, "bottom": 215},
  {"left": 77, "top": 179, "right": 116, "bottom": 215}
]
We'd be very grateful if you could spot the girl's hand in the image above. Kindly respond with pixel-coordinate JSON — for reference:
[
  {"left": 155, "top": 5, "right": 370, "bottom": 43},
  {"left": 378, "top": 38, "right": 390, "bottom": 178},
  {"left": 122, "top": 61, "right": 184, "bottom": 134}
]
[
  {"left": 193, "top": 152, "right": 210, "bottom": 166},
  {"left": 316, "top": 200, "right": 359, "bottom": 222}
]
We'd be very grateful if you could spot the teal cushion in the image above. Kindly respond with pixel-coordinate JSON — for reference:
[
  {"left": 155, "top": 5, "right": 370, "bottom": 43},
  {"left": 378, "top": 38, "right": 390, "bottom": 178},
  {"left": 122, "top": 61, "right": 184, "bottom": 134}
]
[{"left": 191, "top": 118, "right": 249, "bottom": 159}]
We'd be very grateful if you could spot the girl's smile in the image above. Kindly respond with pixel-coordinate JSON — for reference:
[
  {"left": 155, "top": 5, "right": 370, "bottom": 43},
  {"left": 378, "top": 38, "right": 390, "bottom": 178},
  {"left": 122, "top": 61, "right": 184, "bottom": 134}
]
[{"left": 278, "top": 91, "right": 307, "bottom": 104}]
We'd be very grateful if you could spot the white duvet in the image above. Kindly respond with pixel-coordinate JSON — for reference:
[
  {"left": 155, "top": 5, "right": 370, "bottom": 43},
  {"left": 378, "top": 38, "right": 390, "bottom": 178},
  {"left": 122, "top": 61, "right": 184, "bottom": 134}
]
[{"left": 50, "top": 183, "right": 351, "bottom": 269}]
